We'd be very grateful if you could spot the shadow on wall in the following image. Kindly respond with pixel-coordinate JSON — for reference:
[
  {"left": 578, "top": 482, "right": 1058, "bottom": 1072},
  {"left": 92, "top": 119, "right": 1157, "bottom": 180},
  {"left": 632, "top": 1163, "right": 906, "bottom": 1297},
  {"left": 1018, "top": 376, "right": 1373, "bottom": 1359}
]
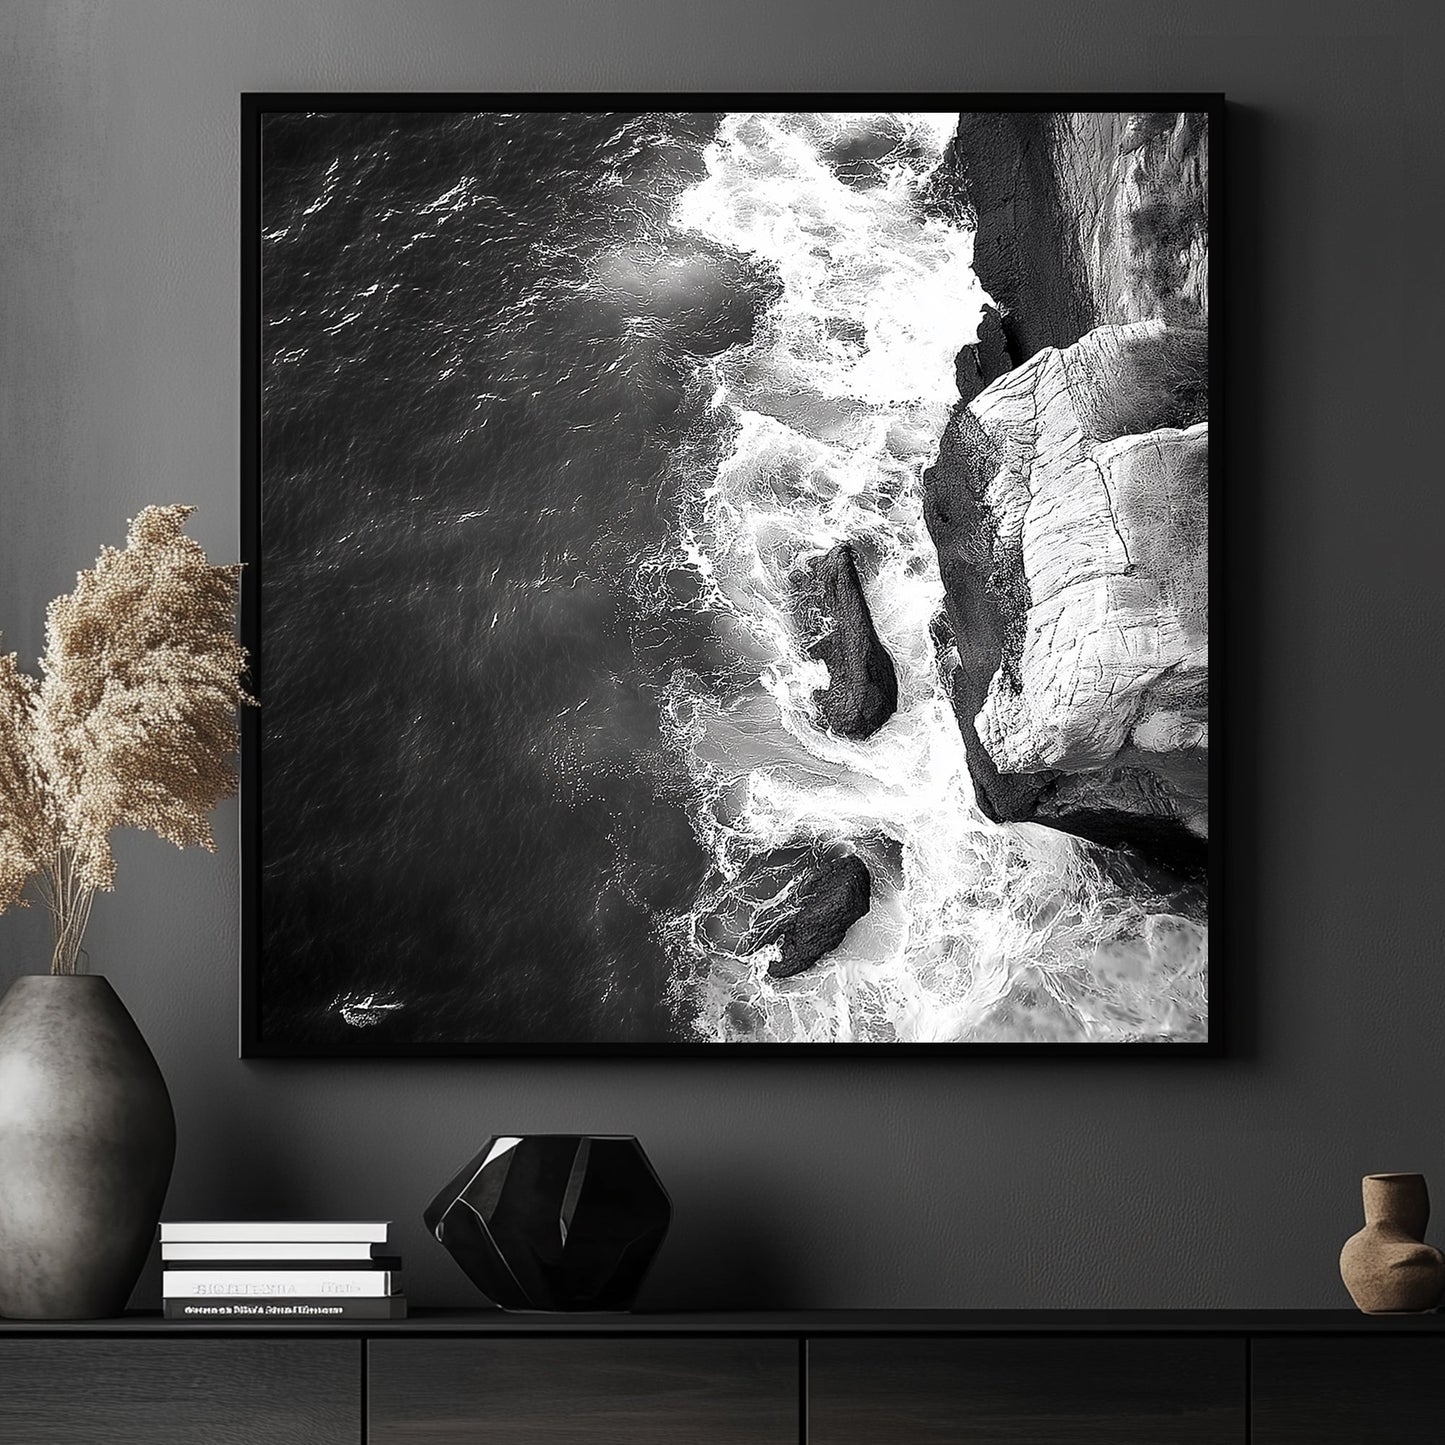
[
  {"left": 648, "top": 1184, "right": 811, "bottom": 1309},
  {"left": 1219, "top": 101, "right": 1263, "bottom": 1065},
  {"left": 128, "top": 1095, "right": 320, "bottom": 1309}
]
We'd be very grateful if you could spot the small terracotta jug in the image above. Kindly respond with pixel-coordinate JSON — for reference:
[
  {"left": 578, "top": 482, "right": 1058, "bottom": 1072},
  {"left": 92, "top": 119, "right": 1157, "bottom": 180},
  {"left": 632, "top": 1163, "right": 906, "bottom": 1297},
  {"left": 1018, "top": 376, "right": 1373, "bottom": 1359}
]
[{"left": 1339, "top": 1173, "right": 1445, "bottom": 1314}]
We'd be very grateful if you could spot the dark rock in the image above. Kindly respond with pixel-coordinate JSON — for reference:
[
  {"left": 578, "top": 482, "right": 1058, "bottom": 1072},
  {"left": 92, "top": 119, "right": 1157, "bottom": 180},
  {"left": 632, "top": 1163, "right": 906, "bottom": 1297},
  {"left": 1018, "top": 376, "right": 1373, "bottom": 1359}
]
[
  {"left": 741, "top": 855, "right": 872, "bottom": 979},
  {"left": 954, "top": 304, "right": 1020, "bottom": 405},
  {"left": 974, "top": 304, "right": 1018, "bottom": 385},
  {"left": 926, "top": 112, "right": 1095, "bottom": 366},
  {"left": 922, "top": 404, "right": 1045, "bottom": 825},
  {"left": 804, "top": 544, "right": 898, "bottom": 739},
  {"left": 1030, "top": 773, "right": 1209, "bottom": 878}
]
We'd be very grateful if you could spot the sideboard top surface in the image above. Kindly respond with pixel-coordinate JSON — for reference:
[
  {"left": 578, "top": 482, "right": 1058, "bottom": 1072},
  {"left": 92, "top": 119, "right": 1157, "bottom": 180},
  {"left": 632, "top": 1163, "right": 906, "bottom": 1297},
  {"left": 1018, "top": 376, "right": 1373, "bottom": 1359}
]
[{"left": 2, "top": 1309, "right": 1442, "bottom": 1337}]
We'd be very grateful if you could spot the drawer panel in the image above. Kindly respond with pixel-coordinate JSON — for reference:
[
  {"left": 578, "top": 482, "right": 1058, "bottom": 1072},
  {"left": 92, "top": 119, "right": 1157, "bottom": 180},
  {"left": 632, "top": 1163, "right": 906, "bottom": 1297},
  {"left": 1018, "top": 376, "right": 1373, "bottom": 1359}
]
[
  {"left": 0, "top": 1338, "right": 359, "bottom": 1445},
  {"left": 809, "top": 1336, "right": 1244, "bottom": 1443},
  {"left": 368, "top": 1337, "right": 798, "bottom": 1444},
  {"left": 1252, "top": 1338, "right": 1445, "bottom": 1442}
]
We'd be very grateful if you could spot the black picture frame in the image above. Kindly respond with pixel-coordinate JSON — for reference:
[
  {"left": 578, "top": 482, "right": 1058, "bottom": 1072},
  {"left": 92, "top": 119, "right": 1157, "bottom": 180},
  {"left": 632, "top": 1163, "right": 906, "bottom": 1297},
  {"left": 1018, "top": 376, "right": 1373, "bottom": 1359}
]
[{"left": 241, "top": 94, "right": 1224, "bottom": 1058}]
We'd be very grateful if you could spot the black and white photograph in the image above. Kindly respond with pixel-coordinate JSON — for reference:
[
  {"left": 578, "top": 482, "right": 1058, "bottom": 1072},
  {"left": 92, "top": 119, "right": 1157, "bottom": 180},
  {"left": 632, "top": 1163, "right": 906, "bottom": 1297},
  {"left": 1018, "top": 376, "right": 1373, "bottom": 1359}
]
[{"left": 244, "top": 102, "right": 1215, "bottom": 1053}]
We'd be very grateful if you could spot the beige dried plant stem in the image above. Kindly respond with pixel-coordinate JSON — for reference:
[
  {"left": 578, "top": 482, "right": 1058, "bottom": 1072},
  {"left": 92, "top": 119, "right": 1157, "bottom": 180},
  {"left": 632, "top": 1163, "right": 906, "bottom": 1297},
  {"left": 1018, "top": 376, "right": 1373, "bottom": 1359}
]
[{"left": 0, "top": 506, "right": 253, "bottom": 974}]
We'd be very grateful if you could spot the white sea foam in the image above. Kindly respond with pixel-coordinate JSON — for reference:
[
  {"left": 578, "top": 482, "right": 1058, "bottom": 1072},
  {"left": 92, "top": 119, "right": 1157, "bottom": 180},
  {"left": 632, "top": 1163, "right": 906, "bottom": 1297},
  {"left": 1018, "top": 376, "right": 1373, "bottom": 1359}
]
[{"left": 656, "top": 112, "right": 1206, "bottom": 1044}]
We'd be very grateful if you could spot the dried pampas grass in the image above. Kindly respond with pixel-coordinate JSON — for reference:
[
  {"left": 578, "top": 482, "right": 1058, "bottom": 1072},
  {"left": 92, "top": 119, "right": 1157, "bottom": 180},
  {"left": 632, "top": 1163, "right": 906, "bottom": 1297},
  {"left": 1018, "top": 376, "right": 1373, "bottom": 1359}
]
[{"left": 0, "top": 506, "right": 253, "bottom": 973}]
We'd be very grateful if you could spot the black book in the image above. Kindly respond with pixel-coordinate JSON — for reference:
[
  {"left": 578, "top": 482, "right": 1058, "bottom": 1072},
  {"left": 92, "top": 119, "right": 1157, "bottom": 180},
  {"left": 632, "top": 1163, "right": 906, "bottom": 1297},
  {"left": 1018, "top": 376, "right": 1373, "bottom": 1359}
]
[
  {"left": 162, "top": 1255, "right": 401, "bottom": 1271},
  {"left": 163, "top": 1296, "right": 408, "bottom": 1321}
]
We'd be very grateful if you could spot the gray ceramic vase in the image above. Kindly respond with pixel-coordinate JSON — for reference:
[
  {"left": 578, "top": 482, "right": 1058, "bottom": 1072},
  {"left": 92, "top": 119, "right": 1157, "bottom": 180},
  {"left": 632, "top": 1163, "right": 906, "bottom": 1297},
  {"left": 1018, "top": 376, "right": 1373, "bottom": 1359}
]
[{"left": 0, "top": 975, "right": 175, "bottom": 1319}]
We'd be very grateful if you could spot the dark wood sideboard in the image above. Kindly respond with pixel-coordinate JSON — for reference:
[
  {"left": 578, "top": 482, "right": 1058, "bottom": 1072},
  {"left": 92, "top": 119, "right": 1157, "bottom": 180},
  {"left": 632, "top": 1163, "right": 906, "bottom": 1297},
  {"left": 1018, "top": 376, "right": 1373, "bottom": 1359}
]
[{"left": 2, "top": 1309, "right": 1442, "bottom": 1443}]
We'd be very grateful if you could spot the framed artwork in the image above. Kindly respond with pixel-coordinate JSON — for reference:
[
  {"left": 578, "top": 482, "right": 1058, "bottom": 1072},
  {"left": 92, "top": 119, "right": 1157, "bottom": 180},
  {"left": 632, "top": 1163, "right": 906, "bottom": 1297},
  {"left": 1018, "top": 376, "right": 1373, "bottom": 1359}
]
[{"left": 241, "top": 97, "right": 1220, "bottom": 1056}]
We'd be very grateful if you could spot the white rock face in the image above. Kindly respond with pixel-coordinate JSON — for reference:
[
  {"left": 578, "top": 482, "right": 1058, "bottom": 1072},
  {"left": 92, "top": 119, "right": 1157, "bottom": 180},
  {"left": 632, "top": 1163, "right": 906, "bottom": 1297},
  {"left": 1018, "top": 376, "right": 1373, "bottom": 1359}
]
[{"left": 969, "top": 321, "right": 1208, "bottom": 838}]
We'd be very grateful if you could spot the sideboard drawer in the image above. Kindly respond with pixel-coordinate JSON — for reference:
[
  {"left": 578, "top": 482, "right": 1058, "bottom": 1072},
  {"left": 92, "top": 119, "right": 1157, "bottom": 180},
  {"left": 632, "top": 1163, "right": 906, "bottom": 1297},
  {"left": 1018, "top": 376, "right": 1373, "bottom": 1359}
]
[
  {"left": 1252, "top": 1338, "right": 1445, "bottom": 1442},
  {"left": 809, "top": 1336, "right": 1245, "bottom": 1443},
  {"left": 368, "top": 1337, "right": 798, "bottom": 1444},
  {"left": 0, "top": 1338, "right": 359, "bottom": 1444}
]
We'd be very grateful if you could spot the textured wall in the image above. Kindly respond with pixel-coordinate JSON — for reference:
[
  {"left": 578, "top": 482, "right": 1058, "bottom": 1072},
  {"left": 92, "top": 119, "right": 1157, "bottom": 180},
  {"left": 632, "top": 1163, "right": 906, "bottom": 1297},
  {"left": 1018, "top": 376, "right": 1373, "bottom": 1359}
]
[{"left": 1, "top": 0, "right": 1441, "bottom": 1310}]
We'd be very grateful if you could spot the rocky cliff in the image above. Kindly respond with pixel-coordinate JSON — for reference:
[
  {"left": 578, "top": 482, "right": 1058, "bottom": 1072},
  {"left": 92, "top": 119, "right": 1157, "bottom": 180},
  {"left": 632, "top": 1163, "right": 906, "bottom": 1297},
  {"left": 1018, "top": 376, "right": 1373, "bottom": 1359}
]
[
  {"left": 1054, "top": 109, "right": 1209, "bottom": 328},
  {"left": 930, "top": 109, "right": 1209, "bottom": 343},
  {"left": 926, "top": 112, "right": 1095, "bottom": 365},
  {"left": 924, "top": 320, "right": 1208, "bottom": 874},
  {"left": 923, "top": 110, "right": 1210, "bottom": 876}
]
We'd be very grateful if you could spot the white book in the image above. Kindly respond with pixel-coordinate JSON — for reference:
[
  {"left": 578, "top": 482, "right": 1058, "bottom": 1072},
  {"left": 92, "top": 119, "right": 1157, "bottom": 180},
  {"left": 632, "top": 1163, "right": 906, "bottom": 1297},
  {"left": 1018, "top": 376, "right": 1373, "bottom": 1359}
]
[
  {"left": 162, "top": 1269, "right": 401, "bottom": 1298},
  {"left": 159, "top": 1221, "right": 389, "bottom": 1244},
  {"left": 162, "top": 1241, "right": 382, "bottom": 1261}
]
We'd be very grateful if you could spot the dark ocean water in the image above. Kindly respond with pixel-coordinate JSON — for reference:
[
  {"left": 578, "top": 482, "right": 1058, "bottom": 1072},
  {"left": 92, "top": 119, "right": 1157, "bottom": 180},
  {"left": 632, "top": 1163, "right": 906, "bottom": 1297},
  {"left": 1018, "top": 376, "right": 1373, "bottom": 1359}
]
[{"left": 260, "top": 112, "right": 765, "bottom": 1043}]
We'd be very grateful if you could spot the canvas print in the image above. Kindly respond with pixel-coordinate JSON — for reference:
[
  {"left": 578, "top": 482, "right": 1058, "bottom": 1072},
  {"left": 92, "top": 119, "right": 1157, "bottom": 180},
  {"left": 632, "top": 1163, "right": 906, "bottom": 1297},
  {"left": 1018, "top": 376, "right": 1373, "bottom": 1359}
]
[{"left": 245, "top": 102, "right": 1215, "bottom": 1052}]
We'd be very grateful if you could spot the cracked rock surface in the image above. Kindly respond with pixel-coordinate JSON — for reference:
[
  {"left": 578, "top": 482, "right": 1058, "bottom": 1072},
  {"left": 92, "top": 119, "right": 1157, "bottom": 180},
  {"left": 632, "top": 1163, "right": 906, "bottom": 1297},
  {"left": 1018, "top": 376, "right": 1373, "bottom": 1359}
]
[{"left": 924, "top": 320, "right": 1208, "bottom": 873}]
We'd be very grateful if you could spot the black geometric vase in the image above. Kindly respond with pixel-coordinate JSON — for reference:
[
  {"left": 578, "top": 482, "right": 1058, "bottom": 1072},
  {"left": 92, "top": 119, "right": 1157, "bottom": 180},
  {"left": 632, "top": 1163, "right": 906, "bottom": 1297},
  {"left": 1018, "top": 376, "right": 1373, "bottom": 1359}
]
[{"left": 424, "top": 1134, "right": 671, "bottom": 1311}]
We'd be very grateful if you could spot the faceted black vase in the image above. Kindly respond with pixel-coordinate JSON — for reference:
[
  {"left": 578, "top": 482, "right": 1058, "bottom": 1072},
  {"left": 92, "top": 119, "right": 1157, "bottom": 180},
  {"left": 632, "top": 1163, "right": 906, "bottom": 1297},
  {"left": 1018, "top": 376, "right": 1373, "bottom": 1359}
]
[{"left": 424, "top": 1135, "right": 671, "bottom": 1311}]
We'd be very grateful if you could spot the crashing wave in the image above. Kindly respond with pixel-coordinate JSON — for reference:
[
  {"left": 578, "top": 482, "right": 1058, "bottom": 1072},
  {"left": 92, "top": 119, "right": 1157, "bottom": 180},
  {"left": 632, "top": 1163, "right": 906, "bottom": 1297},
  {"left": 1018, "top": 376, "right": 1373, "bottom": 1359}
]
[{"left": 647, "top": 111, "right": 1206, "bottom": 1044}]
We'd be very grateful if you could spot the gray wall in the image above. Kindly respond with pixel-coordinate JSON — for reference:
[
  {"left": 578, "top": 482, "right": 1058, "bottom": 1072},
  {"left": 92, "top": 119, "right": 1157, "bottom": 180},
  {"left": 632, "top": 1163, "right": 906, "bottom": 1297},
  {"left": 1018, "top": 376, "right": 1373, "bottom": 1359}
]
[{"left": 2, "top": 0, "right": 1441, "bottom": 1310}]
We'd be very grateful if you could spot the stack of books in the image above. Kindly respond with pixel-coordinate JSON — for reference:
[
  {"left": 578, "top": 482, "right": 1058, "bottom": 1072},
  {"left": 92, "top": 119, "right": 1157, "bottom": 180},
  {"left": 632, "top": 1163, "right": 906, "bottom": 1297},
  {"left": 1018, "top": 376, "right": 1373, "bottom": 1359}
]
[{"left": 159, "top": 1221, "right": 406, "bottom": 1321}]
